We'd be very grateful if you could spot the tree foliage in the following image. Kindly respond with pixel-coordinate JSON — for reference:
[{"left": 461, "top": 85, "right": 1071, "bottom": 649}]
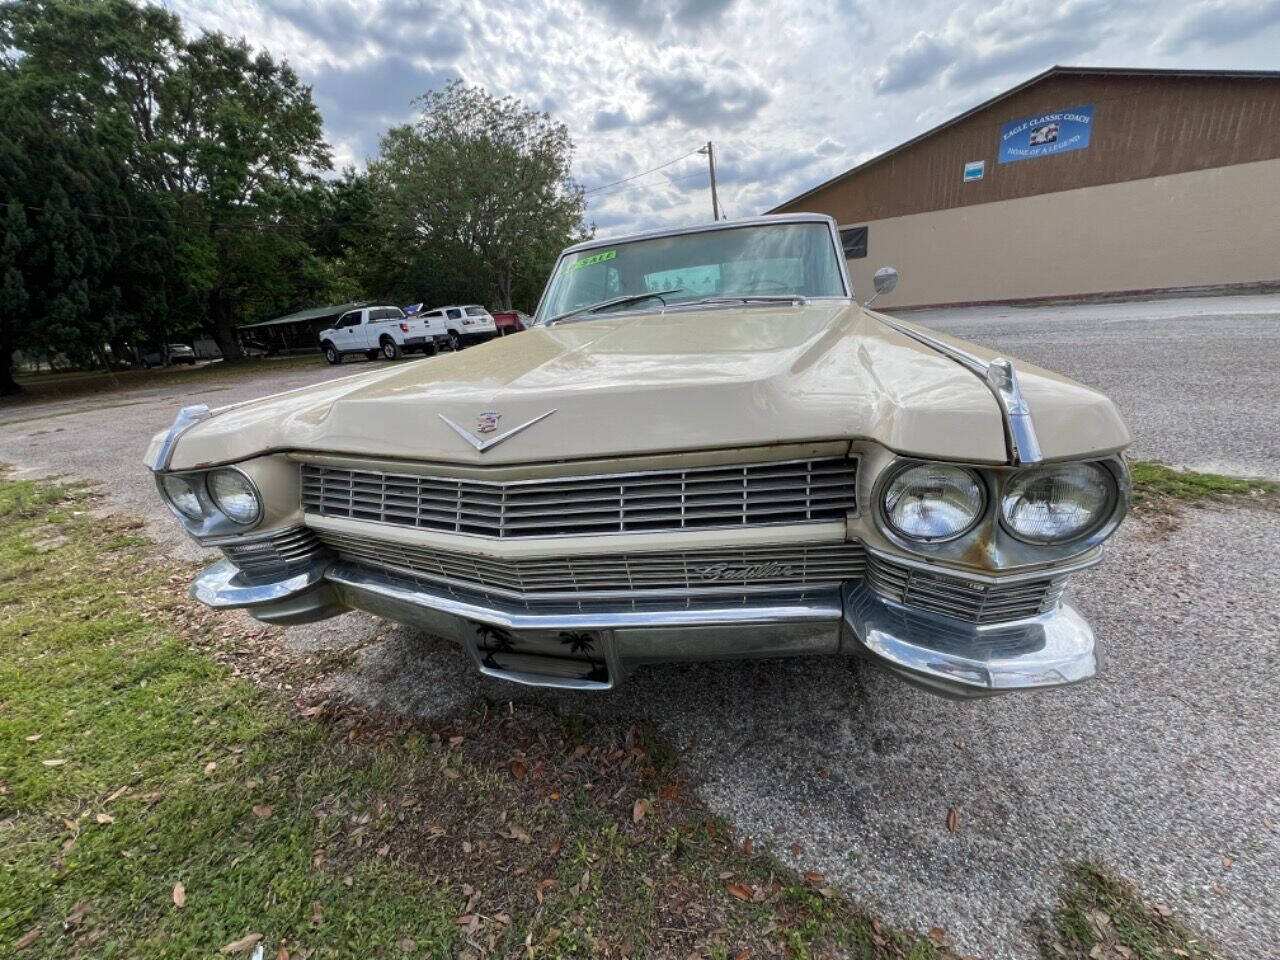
[
  {"left": 363, "top": 81, "right": 589, "bottom": 311},
  {"left": 0, "top": 2, "right": 591, "bottom": 394}
]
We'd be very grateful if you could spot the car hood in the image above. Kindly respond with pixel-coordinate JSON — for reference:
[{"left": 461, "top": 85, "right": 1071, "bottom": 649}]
[{"left": 157, "top": 303, "right": 1130, "bottom": 470}]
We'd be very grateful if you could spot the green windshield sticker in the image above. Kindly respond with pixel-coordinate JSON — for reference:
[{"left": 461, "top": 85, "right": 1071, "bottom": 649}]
[{"left": 569, "top": 249, "right": 616, "bottom": 271}]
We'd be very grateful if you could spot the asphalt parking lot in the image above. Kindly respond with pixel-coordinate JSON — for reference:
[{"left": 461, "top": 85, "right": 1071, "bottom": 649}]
[{"left": 1, "top": 293, "right": 1277, "bottom": 959}]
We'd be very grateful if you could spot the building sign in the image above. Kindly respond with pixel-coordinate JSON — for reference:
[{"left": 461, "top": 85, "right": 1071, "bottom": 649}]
[
  {"left": 963, "top": 160, "right": 985, "bottom": 182},
  {"left": 999, "top": 103, "right": 1094, "bottom": 163}
]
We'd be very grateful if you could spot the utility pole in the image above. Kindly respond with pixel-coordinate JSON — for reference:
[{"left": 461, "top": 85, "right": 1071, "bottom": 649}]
[{"left": 698, "top": 141, "right": 722, "bottom": 220}]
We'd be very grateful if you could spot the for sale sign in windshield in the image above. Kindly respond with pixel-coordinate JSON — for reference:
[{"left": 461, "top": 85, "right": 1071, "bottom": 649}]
[{"left": 998, "top": 103, "right": 1094, "bottom": 163}]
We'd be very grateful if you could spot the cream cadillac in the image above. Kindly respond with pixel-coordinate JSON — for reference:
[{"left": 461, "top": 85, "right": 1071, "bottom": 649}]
[{"left": 146, "top": 214, "right": 1131, "bottom": 698}]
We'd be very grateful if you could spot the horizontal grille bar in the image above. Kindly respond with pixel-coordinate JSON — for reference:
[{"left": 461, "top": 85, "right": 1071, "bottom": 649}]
[
  {"left": 300, "top": 457, "right": 858, "bottom": 539},
  {"left": 220, "top": 527, "right": 325, "bottom": 583},
  {"left": 866, "top": 554, "right": 1063, "bottom": 625},
  {"left": 314, "top": 529, "right": 865, "bottom": 597}
]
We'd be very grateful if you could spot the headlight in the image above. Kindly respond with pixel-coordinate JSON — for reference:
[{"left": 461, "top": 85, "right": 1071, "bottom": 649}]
[
  {"left": 207, "top": 468, "right": 261, "bottom": 525},
  {"left": 882, "top": 463, "right": 985, "bottom": 542},
  {"left": 1001, "top": 462, "right": 1115, "bottom": 543},
  {"left": 160, "top": 474, "right": 204, "bottom": 519}
]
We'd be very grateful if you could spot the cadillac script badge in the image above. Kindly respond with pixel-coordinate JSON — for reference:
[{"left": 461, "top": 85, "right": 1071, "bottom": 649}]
[{"left": 476, "top": 412, "right": 501, "bottom": 434}]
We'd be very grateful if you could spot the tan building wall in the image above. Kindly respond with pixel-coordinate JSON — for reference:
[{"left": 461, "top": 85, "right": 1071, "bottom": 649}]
[
  {"left": 850, "top": 157, "right": 1280, "bottom": 309},
  {"left": 775, "top": 73, "right": 1280, "bottom": 223}
]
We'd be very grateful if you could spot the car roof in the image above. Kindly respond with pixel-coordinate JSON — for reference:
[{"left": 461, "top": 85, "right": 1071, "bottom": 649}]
[{"left": 559, "top": 212, "right": 837, "bottom": 256}]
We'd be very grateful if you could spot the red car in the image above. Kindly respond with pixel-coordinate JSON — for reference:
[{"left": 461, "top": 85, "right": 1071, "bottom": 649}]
[{"left": 490, "top": 310, "right": 531, "bottom": 336}]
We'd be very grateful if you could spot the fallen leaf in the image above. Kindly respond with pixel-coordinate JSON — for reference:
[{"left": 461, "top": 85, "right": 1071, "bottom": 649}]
[
  {"left": 276, "top": 946, "right": 288, "bottom": 960},
  {"left": 220, "top": 933, "right": 263, "bottom": 954},
  {"left": 632, "top": 798, "right": 651, "bottom": 823},
  {"left": 547, "top": 836, "right": 563, "bottom": 856},
  {"left": 946, "top": 807, "right": 960, "bottom": 833},
  {"left": 251, "top": 805, "right": 274, "bottom": 819},
  {"left": 95, "top": 813, "right": 114, "bottom": 825},
  {"left": 927, "top": 926, "right": 948, "bottom": 947},
  {"left": 396, "top": 938, "right": 416, "bottom": 951},
  {"left": 506, "top": 824, "right": 532, "bottom": 843},
  {"left": 204, "top": 762, "right": 217, "bottom": 774},
  {"left": 170, "top": 881, "right": 186, "bottom": 908},
  {"left": 42, "top": 759, "right": 67, "bottom": 767},
  {"left": 510, "top": 760, "right": 526, "bottom": 779},
  {"left": 63, "top": 902, "right": 91, "bottom": 928},
  {"left": 15, "top": 926, "right": 40, "bottom": 950},
  {"left": 790, "top": 842, "right": 804, "bottom": 857},
  {"left": 455, "top": 914, "right": 476, "bottom": 926},
  {"left": 733, "top": 949, "right": 751, "bottom": 960},
  {"left": 25, "top": 734, "right": 42, "bottom": 742},
  {"left": 802, "top": 870, "right": 824, "bottom": 884},
  {"left": 1221, "top": 854, "right": 1232, "bottom": 868},
  {"left": 817, "top": 887, "right": 837, "bottom": 899},
  {"left": 1153, "top": 903, "right": 1174, "bottom": 918},
  {"left": 311, "top": 901, "right": 324, "bottom": 924},
  {"left": 742, "top": 836, "right": 753, "bottom": 855},
  {"left": 725, "top": 882, "right": 753, "bottom": 902}
]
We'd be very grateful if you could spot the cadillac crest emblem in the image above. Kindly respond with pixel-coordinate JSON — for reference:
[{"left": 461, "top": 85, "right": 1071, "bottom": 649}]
[{"left": 476, "top": 411, "right": 501, "bottom": 434}]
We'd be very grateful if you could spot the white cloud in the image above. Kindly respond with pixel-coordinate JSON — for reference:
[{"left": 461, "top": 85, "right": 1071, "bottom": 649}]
[{"left": 171, "top": 0, "right": 1280, "bottom": 235}]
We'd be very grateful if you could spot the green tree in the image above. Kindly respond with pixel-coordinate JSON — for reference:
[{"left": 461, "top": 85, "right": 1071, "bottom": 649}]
[
  {"left": 0, "top": 0, "right": 331, "bottom": 389},
  {"left": 366, "top": 81, "right": 589, "bottom": 311}
]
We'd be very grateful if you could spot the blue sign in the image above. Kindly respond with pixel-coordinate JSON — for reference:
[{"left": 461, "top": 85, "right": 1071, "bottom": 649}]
[
  {"left": 999, "top": 103, "right": 1093, "bottom": 164},
  {"left": 963, "top": 160, "right": 985, "bottom": 182}
]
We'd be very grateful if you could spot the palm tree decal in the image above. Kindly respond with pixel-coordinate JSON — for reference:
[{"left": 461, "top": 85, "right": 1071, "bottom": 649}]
[
  {"left": 558, "top": 631, "right": 596, "bottom": 656},
  {"left": 476, "top": 624, "right": 516, "bottom": 668}
]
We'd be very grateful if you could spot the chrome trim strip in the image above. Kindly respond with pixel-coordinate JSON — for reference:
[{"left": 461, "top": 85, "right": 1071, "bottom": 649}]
[
  {"left": 326, "top": 562, "right": 843, "bottom": 631},
  {"left": 191, "top": 557, "right": 328, "bottom": 608},
  {"left": 870, "top": 313, "right": 1044, "bottom": 465},
  {"left": 146, "top": 404, "right": 211, "bottom": 471}
]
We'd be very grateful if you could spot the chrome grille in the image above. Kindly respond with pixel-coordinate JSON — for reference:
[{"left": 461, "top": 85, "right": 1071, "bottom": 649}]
[
  {"left": 866, "top": 554, "right": 1065, "bottom": 625},
  {"left": 300, "top": 458, "right": 858, "bottom": 539},
  {"left": 314, "top": 529, "right": 864, "bottom": 598},
  {"left": 220, "top": 527, "right": 325, "bottom": 583}
]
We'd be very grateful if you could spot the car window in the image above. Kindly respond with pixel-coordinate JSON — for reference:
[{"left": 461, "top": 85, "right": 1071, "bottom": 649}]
[
  {"left": 446, "top": 308, "right": 462, "bottom": 320},
  {"left": 465, "top": 306, "right": 488, "bottom": 317},
  {"left": 538, "top": 222, "right": 845, "bottom": 321},
  {"left": 336, "top": 312, "right": 359, "bottom": 328},
  {"left": 370, "top": 307, "right": 404, "bottom": 321}
]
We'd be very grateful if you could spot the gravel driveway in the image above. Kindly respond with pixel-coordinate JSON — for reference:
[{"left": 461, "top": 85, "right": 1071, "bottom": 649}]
[
  {"left": 908, "top": 292, "right": 1280, "bottom": 480},
  {"left": 2, "top": 296, "right": 1277, "bottom": 959}
]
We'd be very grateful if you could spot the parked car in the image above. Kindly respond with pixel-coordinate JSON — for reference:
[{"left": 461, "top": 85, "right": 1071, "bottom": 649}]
[
  {"left": 146, "top": 214, "right": 1132, "bottom": 699},
  {"left": 423, "top": 305, "right": 498, "bottom": 350},
  {"left": 141, "top": 344, "right": 196, "bottom": 367},
  {"left": 491, "top": 310, "right": 531, "bottom": 336},
  {"left": 317, "top": 305, "right": 446, "bottom": 364}
]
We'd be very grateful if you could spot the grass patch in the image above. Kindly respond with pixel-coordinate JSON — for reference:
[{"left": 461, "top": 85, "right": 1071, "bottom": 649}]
[
  {"left": 1045, "top": 863, "right": 1225, "bottom": 960},
  {"left": 1129, "top": 460, "right": 1278, "bottom": 510}
]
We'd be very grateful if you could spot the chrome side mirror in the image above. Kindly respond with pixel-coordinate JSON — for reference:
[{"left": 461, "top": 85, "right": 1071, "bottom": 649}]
[{"left": 864, "top": 266, "right": 899, "bottom": 307}]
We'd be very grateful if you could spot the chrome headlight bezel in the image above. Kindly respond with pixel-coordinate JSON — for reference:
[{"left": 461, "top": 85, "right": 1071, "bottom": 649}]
[
  {"left": 207, "top": 466, "right": 264, "bottom": 526},
  {"left": 154, "top": 466, "right": 265, "bottom": 538},
  {"left": 868, "top": 454, "right": 1130, "bottom": 565},
  {"left": 998, "top": 460, "right": 1123, "bottom": 546},
  {"left": 878, "top": 461, "right": 988, "bottom": 543}
]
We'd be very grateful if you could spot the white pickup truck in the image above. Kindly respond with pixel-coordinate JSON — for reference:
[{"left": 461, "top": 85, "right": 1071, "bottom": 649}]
[{"left": 318, "top": 306, "right": 446, "bottom": 364}]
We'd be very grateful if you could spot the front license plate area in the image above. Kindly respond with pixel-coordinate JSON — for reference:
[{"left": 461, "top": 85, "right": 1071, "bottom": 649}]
[{"left": 468, "top": 622, "right": 612, "bottom": 689}]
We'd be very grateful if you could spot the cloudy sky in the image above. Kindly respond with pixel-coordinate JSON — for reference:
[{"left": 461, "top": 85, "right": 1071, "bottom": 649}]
[{"left": 170, "top": 0, "right": 1280, "bottom": 235}]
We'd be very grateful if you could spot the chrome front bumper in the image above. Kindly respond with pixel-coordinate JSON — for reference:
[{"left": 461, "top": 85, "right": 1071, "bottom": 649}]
[{"left": 192, "top": 557, "right": 1099, "bottom": 699}]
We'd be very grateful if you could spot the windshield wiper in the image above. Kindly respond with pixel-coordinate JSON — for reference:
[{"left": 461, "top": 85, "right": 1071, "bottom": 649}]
[
  {"left": 683, "top": 294, "right": 809, "bottom": 307},
  {"left": 546, "top": 288, "right": 683, "bottom": 326}
]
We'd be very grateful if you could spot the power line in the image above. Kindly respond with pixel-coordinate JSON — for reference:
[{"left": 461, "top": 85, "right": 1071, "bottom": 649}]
[{"left": 581, "top": 148, "right": 701, "bottom": 195}]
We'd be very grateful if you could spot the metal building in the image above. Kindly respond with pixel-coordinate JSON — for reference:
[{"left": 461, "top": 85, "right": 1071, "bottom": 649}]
[{"left": 770, "top": 66, "right": 1280, "bottom": 309}]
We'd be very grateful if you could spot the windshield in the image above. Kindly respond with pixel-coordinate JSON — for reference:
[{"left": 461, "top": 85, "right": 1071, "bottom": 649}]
[{"left": 536, "top": 222, "right": 846, "bottom": 323}]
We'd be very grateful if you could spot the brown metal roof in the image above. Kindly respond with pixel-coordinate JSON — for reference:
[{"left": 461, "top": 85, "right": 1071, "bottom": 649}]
[{"left": 768, "top": 65, "right": 1280, "bottom": 213}]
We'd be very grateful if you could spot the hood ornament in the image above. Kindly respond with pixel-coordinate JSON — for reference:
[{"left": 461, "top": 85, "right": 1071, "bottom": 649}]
[{"left": 438, "top": 409, "right": 557, "bottom": 453}]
